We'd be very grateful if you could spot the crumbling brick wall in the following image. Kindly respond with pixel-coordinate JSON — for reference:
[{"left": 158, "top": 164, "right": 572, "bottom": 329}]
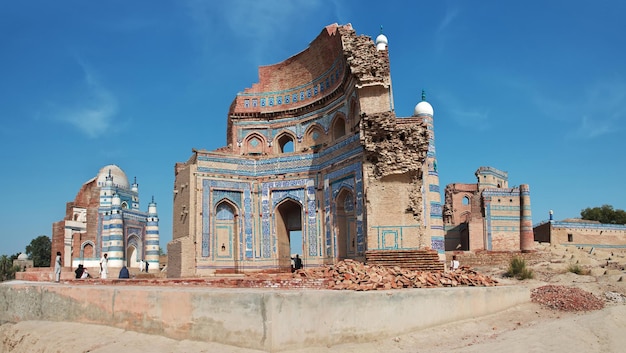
[
  {"left": 360, "top": 112, "right": 429, "bottom": 179},
  {"left": 339, "top": 26, "right": 390, "bottom": 88},
  {"left": 360, "top": 112, "right": 429, "bottom": 232}
]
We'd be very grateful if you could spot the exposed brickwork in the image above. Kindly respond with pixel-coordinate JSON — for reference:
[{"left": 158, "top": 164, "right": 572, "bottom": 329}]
[
  {"left": 449, "top": 250, "right": 550, "bottom": 268},
  {"left": 360, "top": 112, "right": 428, "bottom": 179},
  {"left": 338, "top": 26, "right": 390, "bottom": 88},
  {"left": 366, "top": 249, "right": 445, "bottom": 272}
]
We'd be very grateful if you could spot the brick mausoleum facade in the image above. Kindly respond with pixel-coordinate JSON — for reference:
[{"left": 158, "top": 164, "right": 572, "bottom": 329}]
[
  {"left": 443, "top": 167, "right": 534, "bottom": 252},
  {"left": 167, "top": 24, "right": 445, "bottom": 277},
  {"left": 51, "top": 165, "right": 160, "bottom": 272}
]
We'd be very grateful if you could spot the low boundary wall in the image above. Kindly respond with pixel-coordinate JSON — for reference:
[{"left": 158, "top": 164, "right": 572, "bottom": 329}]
[{"left": 0, "top": 281, "right": 529, "bottom": 352}]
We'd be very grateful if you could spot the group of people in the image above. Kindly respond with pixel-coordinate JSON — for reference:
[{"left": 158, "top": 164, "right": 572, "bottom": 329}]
[{"left": 61, "top": 253, "right": 149, "bottom": 281}]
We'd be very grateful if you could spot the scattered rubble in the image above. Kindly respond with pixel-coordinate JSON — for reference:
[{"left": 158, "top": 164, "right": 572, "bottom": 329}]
[
  {"left": 530, "top": 285, "right": 605, "bottom": 311},
  {"left": 293, "top": 259, "right": 498, "bottom": 291},
  {"left": 604, "top": 291, "right": 626, "bottom": 304}
]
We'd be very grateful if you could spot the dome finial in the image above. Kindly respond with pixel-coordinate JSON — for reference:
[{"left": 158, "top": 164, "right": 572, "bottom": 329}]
[
  {"left": 380, "top": 25, "right": 384, "bottom": 34},
  {"left": 421, "top": 89, "right": 426, "bottom": 102}
]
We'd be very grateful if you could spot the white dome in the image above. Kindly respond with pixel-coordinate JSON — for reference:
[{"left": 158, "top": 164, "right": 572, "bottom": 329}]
[
  {"left": 96, "top": 164, "right": 130, "bottom": 189},
  {"left": 414, "top": 101, "right": 434, "bottom": 116},
  {"left": 375, "top": 33, "right": 388, "bottom": 50},
  {"left": 376, "top": 33, "right": 388, "bottom": 45},
  {"left": 17, "top": 253, "right": 28, "bottom": 260}
]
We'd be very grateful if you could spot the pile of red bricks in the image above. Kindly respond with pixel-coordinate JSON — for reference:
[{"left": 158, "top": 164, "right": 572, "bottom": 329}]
[
  {"left": 531, "top": 285, "right": 605, "bottom": 311},
  {"left": 295, "top": 259, "right": 498, "bottom": 291}
]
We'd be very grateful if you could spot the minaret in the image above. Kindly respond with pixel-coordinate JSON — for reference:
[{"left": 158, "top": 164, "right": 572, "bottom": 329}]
[
  {"left": 519, "top": 184, "right": 534, "bottom": 252},
  {"left": 413, "top": 90, "right": 445, "bottom": 260},
  {"left": 131, "top": 176, "right": 140, "bottom": 210},
  {"left": 99, "top": 169, "right": 115, "bottom": 208},
  {"left": 375, "top": 25, "right": 388, "bottom": 51},
  {"left": 144, "top": 196, "right": 160, "bottom": 272},
  {"left": 106, "top": 193, "right": 124, "bottom": 268}
]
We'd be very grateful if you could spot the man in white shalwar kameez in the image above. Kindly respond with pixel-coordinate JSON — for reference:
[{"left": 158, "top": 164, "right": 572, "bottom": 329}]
[{"left": 100, "top": 253, "right": 108, "bottom": 279}]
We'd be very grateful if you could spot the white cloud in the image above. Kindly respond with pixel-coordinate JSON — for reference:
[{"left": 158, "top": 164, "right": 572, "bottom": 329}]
[
  {"left": 52, "top": 62, "right": 118, "bottom": 138},
  {"left": 529, "top": 78, "right": 626, "bottom": 140},
  {"left": 184, "top": 0, "right": 325, "bottom": 63}
]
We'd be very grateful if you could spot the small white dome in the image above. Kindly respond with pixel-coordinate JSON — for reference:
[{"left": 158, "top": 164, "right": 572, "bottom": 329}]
[
  {"left": 414, "top": 101, "right": 434, "bottom": 116},
  {"left": 375, "top": 33, "right": 388, "bottom": 50},
  {"left": 96, "top": 164, "right": 130, "bottom": 189},
  {"left": 17, "top": 253, "right": 28, "bottom": 260},
  {"left": 376, "top": 33, "right": 388, "bottom": 45}
]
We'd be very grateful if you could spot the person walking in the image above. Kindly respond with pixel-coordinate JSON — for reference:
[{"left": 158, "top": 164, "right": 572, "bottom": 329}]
[
  {"left": 100, "top": 253, "right": 108, "bottom": 279},
  {"left": 54, "top": 251, "right": 62, "bottom": 282}
]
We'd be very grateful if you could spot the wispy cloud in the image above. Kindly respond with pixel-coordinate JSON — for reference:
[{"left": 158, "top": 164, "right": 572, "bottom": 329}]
[
  {"left": 437, "top": 6, "right": 460, "bottom": 34},
  {"left": 530, "top": 78, "right": 626, "bottom": 140},
  {"left": 433, "top": 4, "right": 462, "bottom": 56},
  {"left": 51, "top": 61, "right": 118, "bottom": 138},
  {"left": 184, "top": 0, "right": 324, "bottom": 63}
]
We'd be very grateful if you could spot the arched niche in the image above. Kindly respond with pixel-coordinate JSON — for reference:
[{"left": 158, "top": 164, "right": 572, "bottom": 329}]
[
  {"left": 244, "top": 133, "right": 266, "bottom": 155},
  {"left": 332, "top": 113, "right": 346, "bottom": 141},
  {"left": 304, "top": 124, "right": 325, "bottom": 150},
  {"left": 80, "top": 241, "right": 95, "bottom": 259},
  {"left": 214, "top": 200, "right": 241, "bottom": 272},
  {"left": 348, "top": 98, "right": 359, "bottom": 131},
  {"left": 274, "top": 131, "right": 296, "bottom": 154},
  {"left": 334, "top": 188, "right": 356, "bottom": 259}
]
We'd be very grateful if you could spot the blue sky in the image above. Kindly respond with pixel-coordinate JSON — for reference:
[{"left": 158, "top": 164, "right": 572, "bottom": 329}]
[{"left": 1, "top": 0, "right": 625, "bottom": 256}]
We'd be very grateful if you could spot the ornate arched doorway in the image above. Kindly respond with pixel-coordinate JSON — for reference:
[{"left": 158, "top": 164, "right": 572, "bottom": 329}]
[{"left": 215, "top": 201, "right": 240, "bottom": 273}]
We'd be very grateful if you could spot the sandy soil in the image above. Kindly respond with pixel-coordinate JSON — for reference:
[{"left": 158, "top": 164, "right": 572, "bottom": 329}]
[{"left": 3, "top": 243, "right": 626, "bottom": 353}]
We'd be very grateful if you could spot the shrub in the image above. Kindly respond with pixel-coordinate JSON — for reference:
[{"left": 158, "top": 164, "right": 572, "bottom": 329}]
[
  {"left": 567, "top": 263, "right": 590, "bottom": 275},
  {"left": 504, "top": 256, "right": 534, "bottom": 280}
]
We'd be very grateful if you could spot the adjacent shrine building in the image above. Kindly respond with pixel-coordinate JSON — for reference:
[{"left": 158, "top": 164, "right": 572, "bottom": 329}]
[
  {"left": 443, "top": 166, "right": 534, "bottom": 252},
  {"left": 168, "top": 24, "right": 444, "bottom": 277},
  {"left": 51, "top": 165, "right": 160, "bottom": 272}
]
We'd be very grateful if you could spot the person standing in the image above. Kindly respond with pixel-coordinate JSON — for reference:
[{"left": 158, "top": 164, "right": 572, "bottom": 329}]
[
  {"left": 293, "top": 254, "right": 303, "bottom": 271},
  {"left": 450, "top": 255, "right": 460, "bottom": 271},
  {"left": 100, "top": 253, "right": 108, "bottom": 279},
  {"left": 54, "top": 251, "right": 62, "bottom": 282},
  {"left": 139, "top": 259, "right": 144, "bottom": 272},
  {"left": 145, "top": 260, "right": 149, "bottom": 273}
]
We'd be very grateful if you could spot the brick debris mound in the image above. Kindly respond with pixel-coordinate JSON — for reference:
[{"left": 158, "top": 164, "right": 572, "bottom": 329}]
[
  {"left": 294, "top": 259, "right": 498, "bottom": 291},
  {"left": 531, "top": 285, "right": 605, "bottom": 311}
]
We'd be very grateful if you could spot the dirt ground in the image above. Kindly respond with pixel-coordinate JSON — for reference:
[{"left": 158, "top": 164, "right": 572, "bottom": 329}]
[{"left": 3, "top": 242, "right": 626, "bottom": 353}]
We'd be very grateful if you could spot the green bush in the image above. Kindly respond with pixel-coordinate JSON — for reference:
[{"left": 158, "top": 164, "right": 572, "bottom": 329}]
[{"left": 504, "top": 256, "right": 534, "bottom": 280}]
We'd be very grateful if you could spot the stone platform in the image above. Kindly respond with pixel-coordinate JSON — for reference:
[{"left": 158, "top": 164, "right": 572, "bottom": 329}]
[{"left": 0, "top": 280, "right": 529, "bottom": 352}]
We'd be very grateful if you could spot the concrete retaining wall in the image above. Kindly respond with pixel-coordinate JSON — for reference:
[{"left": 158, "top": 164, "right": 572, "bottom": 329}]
[{"left": 0, "top": 281, "right": 529, "bottom": 352}]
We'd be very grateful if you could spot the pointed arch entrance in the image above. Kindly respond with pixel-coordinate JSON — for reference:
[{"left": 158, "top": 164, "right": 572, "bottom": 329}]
[
  {"left": 275, "top": 199, "right": 303, "bottom": 272},
  {"left": 126, "top": 234, "right": 141, "bottom": 268},
  {"left": 335, "top": 188, "right": 356, "bottom": 260},
  {"left": 215, "top": 200, "right": 240, "bottom": 273}
]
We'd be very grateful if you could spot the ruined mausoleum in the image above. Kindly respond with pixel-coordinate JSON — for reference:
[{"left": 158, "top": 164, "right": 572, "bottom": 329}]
[
  {"left": 443, "top": 167, "right": 534, "bottom": 252},
  {"left": 51, "top": 165, "right": 160, "bottom": 272},
  {"left": 168, "top": 24, "right": 444, "bottom": 277}
]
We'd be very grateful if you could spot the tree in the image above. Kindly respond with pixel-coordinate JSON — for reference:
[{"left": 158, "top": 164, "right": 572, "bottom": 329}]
[
  {"left": 25, "top": 235, "right": 51, "bottom": 267},
  {"left": 0, "top": 255, "right": 20, "bottom": 282},
  {"left": 580, "top": 205, "right": 626, "bottom": 225}
]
